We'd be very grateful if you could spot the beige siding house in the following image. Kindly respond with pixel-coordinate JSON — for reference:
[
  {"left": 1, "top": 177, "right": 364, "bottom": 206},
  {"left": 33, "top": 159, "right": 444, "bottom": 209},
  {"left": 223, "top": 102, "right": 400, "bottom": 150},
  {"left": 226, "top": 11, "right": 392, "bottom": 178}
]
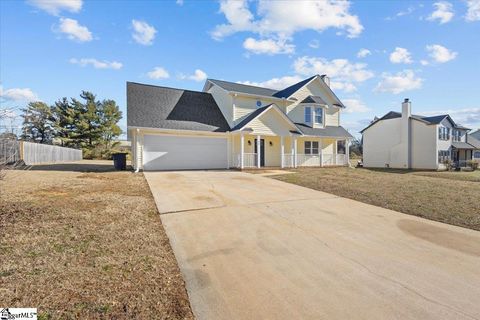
[
  {"left": 128, "top": 75, "right": 353, "bottom": 171},
  {"left": 361, "top": 99, "right": 479, "bottom": 170}
]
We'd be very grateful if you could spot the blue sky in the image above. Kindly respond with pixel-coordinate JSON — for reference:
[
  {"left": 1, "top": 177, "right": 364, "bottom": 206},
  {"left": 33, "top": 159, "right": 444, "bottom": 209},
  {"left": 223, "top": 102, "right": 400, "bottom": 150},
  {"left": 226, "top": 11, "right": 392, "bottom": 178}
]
[{"left": 1, "top": 0, "right": 480, "bottom": 138}]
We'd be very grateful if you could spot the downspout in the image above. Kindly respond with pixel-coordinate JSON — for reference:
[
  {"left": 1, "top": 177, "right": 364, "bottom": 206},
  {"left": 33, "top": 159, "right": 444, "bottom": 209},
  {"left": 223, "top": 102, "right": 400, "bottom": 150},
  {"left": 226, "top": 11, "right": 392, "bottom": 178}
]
[{"left": 134, "top": 128, "right": 140, "bottom": 173}]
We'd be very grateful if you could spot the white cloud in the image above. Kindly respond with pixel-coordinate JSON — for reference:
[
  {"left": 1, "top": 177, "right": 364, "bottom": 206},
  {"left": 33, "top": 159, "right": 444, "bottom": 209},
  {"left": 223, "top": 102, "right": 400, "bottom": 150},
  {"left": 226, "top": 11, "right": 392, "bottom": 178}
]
[
  {"left": 293, "top": 56, "right": 373, "bottom": 92},
  {"left": 419, "top": 108, "right": 480, "bottom": 128},
  {"left": 396, "top": 6, "right": 415, "bottom": 17},
  {"left": 180, "top": 69, "right": 208, "bottom": 82},
  {"left": 238, "top": 75, "right": 303, "bottom": 90},
  {"left": 426, "top": 44, "right": 457, "bottom": 63},
  {"left": 28, "top": 0, "right": 82, "bottom": 15},
  {"left": 243, "top": 37, "right": 294, "bottom": 55},
  {"left": 342, "top": 99, "right": 371, "bottom": 113},
  {"left": 57, "top": 18, "right": 92, "bottom": 42},
  {"left": 357, "top": 48, "right": 371, "bottom": 58},
  {"left": 69, "top": 58, "right": 122, "bottom": 69},
  {"left": 309, "top": 39, "right": 320, "bottom": 49},
  {"left": 374, "top": 70, "right": 423, "bottom": 94},
  {"left": 427, "top": 1, "right": 454, "bottom": 24},
  {"left": 420, "top": 59, "right": 430, "bottom": 66},
  {"left": 466, "top": 0, "right": 480, "bottom": 21},
  {"left": 176, "top": 0, "right": 184, "bottom": 5},
  {"left": 389, "top": 47, "right": 413, "bottom": 64},
  {"left": 212, "top": 0, "right": 363, "bottom": 40},
  {"left": 131, "top": 20, "right": 157, "bottom": 46},
  {"left": 330, "top": 81, "right": 357, "bottom": 93},
  {"left": 147, "top": 67, "right": 170, "bottom": 80},
  {"left": 0, "top": 87, "right": 39, "bottom": 102}
]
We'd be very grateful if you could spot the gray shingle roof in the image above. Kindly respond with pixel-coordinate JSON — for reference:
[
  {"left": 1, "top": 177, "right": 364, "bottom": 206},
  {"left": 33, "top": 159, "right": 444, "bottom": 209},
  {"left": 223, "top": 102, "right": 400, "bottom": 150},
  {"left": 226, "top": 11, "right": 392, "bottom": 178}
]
[
  {"left": 127, "top": 82, "right": 230, "bottom": 132},
  {"left": 208, "top": 76, "right": 345, "bottom": 108},
  {"left": 452, "top": 141, "right": 476, "bottom": 149},
  {"left": 272, "top": 76, "right": 317, "bottom": 98},
  {"left": 467, "top": 135, "right": 480, "bottom": 149},
  {"left": 471, "top": 130, "right": 480, "bottom": 140},
  {"left": 300, "top": 95, "right": 328, "bottom": 105},
  {"left": 207, "top": 79, "right": 278, "bottom": 97},
  {"left": 295, "top": 123, "right": 353, "bottom": 138},
  {"left": 360, "top": 111, "right": 468, "bottom": 133}
]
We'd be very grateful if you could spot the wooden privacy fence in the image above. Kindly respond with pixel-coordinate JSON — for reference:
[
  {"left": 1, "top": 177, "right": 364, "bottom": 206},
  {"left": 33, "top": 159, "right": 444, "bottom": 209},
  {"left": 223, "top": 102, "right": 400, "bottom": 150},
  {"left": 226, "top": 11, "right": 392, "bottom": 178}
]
[
  {"left": 0, "top": 139, "right": 21, "bottom": 164},
  {"left": 0, "top": 139, "right": 82, "bottom": 165},
  {"left": 22, "top": 141, "right": 82, "bottom": 165}
]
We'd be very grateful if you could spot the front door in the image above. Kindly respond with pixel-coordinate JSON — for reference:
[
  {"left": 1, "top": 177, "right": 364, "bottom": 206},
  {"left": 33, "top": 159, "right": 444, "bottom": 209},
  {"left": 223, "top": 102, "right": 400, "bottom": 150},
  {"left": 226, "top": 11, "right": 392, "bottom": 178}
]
[{"left": 254, "top": 139, "right": 265, "bottom": 167}]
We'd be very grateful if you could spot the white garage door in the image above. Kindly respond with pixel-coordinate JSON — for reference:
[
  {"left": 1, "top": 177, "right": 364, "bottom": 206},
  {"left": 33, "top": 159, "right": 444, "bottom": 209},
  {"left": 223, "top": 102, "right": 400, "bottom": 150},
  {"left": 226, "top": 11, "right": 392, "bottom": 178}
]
[{"left": 143, "top": 134, "right": 228, "bottom": 170}]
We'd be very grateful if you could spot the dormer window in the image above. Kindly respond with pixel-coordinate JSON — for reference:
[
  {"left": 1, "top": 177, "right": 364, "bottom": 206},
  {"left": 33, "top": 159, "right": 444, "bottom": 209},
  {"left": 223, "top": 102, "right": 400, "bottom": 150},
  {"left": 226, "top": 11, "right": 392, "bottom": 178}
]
[
  {"left": 304, "top": 106, "right": 312, "bottom": 123},
  {"left": 315, "top": 107, "right": 323, "bottom": 125}
]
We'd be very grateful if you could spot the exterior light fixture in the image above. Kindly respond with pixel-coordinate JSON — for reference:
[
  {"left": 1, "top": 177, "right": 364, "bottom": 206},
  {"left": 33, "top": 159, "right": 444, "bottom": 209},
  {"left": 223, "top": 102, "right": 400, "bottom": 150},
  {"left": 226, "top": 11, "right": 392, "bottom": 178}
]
[
  {"left": 269, "top": 141, "right": 273, "bottom": 146},
  {"left": 248, "top": 140, "right": 251, "bottom": 146}
]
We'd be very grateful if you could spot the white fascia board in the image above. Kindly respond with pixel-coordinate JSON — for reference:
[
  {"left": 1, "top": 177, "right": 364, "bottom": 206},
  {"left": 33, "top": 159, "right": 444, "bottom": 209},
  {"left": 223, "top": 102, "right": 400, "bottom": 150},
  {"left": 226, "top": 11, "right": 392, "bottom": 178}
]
[
  {"left": 228, "top": 91, "right": 295, "bottom": 103},
  {"left": 233, "top": 104, "right": 298, "bottom": 132},
  {"left": 127, "top": 126, "right": 229, "bottom": 136}
]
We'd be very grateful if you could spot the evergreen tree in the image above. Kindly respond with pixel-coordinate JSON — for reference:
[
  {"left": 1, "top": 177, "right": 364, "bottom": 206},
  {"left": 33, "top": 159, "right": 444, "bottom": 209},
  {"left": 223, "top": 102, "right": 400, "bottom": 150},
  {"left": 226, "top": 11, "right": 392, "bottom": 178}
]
[{"left": 21, "top": 102, "right": 54, "bottom": 143}]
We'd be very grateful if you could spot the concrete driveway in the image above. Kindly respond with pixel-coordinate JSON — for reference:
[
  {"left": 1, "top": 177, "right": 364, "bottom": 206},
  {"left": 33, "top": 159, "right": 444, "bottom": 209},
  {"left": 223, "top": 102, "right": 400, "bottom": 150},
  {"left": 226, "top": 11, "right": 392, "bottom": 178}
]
[{"left": 144, "top": 170, "right": 480, "bottom": 320}]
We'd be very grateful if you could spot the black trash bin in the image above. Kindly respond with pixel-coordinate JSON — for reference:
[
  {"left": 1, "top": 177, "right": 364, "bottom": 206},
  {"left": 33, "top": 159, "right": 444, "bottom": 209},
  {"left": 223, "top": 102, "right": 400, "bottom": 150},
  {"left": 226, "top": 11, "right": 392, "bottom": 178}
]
[{"left": 112, "top": 153, "right": 127, "bottom": 170}]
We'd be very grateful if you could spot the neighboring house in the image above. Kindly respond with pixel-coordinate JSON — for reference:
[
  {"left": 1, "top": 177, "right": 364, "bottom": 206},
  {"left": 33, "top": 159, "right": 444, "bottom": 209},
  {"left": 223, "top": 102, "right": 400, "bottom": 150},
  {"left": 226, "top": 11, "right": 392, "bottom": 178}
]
[
  {"left": 469, "top": 131, "right": 480, "bottom": 161},
  {"left": 360, "top": 99, "right": 479, "bottom": 170},
  {"left": 127, "top": 75, "right": 353, "bottom": 171}
]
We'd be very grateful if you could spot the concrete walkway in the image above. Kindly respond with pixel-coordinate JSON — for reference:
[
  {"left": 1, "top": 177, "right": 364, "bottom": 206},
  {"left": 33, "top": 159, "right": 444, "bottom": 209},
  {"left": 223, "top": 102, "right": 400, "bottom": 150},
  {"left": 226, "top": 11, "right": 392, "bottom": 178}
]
[{"left": 145, "top": 170, "right": 480, "bottom": 320}]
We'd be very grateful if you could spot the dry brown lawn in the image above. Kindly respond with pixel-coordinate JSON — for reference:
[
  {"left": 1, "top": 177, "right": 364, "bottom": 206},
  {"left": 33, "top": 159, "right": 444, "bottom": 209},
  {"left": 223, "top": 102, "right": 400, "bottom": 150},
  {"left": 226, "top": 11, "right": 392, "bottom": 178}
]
[
  {"left": 0, "top": 161, "right": 193, "bottom": 320},
  {"left": 272, "top": 167, "right": 480, "bottom": 231}
]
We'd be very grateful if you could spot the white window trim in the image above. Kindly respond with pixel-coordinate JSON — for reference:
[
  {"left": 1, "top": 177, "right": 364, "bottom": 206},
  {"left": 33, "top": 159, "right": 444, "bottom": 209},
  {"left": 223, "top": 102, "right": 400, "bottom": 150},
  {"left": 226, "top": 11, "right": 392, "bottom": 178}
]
[
  {"left": 314, "top": 106, "right": 325, "bottom": 127},
  {"left": 304, "top": 140, "right": 320, "bottom": 155},
  {"left": 304, "top": 106, "right": 312, "bottom": 124}
]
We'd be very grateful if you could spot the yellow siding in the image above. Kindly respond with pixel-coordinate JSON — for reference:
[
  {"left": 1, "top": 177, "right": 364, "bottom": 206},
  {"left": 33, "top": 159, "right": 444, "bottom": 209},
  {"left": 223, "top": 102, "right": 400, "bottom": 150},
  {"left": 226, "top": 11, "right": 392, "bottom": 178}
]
[
  {"left": 208, "top": 85, "right": 234, "bottom": 127},
  {"left": 233, "top": 96, "right": 287, "bottom": 124},
  {"left": 245, "top": 108, "right": 295, "bottom": 136},
  {"left": 286, "top": 79, "right": 340, "bottom": 127}
]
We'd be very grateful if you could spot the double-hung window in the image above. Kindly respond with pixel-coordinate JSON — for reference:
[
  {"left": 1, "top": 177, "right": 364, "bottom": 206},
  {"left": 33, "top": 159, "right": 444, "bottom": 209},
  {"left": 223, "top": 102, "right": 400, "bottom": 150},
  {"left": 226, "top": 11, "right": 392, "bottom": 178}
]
[
  {"left": 304, "top": 141, "right": 319, "bottom": 155},
  {"left": 438, "top": 127, "right": 450, "bottom": 140},
  {"left": 438, "top": 150, "right": 450, "bottom": 163},
  {"left": 304, "top": 107, "right": 312, "bottom": 123},
  {"left": 314, "top": 107, "right": 323, "bottom": 125},
  {"left": 453, "top": 130, "right": 461, "bottom": 142}
]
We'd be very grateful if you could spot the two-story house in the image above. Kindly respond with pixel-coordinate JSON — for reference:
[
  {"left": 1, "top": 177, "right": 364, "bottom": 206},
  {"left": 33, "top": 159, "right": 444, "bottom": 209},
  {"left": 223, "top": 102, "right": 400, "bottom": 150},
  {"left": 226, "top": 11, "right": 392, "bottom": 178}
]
[
  {"left": 360, "top": 99, "right": 479, "bottom": 170},
  {"left": 127, "top": 75, "right": 353, "bottom": 171}
]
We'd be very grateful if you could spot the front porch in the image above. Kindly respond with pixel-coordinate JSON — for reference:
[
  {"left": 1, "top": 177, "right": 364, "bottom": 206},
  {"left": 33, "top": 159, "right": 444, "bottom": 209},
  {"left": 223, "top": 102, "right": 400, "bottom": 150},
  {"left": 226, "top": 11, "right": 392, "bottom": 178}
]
[{"left": 230, "top": 133, "right": 349, "bottom": 169}]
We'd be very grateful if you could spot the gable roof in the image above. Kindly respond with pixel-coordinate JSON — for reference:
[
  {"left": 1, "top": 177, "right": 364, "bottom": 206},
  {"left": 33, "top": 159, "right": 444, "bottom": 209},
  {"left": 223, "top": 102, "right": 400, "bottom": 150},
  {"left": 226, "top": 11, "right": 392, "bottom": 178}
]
[
  {"left": 471, "top": 130, "right": 480, "bottom": 140},
  {"left": 127, "top": 82, "right": 230, "bottom": 132},
  {"left": 231, "top": 103, "right": 298, "bottom": 132},
  {"left": 272, "top": 75, "right": 317, "bottom": 98},
  {"left": 206, "top": 75, "right": 345, "bottom": 108},
  {"left": 207, "top": 79, "right": 278, "bottom": 97},
  {"left": 300, "top": 95, "right": 328, "bottom": 105},
  {"left": 467, "top": 134, "right": 480, "bottom": 149},
  {"left": 360, "top": 111, "right": 469, "bottom": 133},
  {"left": 295, "top": 123, "right": 353, "bottom": 138}
]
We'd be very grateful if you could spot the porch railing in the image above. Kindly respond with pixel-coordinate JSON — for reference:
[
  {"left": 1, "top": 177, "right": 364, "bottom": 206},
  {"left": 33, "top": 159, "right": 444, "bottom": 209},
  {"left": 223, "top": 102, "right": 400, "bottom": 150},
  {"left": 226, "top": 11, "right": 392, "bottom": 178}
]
[
  {"left": 233, "top": 152, "right": 348, "bottom": 168},
  {"left": 233, "top": 153, "right": 257, "bottom": 168}
]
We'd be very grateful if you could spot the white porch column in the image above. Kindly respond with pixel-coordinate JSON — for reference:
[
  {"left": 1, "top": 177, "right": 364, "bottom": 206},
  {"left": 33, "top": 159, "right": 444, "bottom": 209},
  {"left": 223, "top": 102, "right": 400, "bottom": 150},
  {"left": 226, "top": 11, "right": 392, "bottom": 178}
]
[
  {"left": 240, "top": 133, "right": 244, "bottom": 169},
  {"left": 256, "top": 135, "right": 261, "bottom": 168},
  {"left": 346, "top": 140, "right": 350, "bottom": 166},
  {"left": 335, "top": 139, "right": 338, "bottom": 165},
  {"left": 280, "top": 136, "right": 285, "bottom": 168},
  {"left": 293, "top": 137, "right": 298, "bottom": 168},
  {"left": 226, "top": 134, "right": 231, "bottom": 169}
]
